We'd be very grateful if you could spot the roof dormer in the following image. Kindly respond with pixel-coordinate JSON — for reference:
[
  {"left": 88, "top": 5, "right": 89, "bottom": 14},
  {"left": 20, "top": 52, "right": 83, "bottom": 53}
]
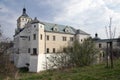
[
  {"left": 52, "top": 24, "right": 58, "bottom": 32},
  {"left": 64, "top": 26, "right": 70, "bottom": 33}
]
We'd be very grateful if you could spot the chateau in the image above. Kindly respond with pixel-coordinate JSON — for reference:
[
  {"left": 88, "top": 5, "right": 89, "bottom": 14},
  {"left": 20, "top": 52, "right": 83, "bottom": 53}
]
[{"left": 13, "top": 8, "right": 90, "bottom": 72}]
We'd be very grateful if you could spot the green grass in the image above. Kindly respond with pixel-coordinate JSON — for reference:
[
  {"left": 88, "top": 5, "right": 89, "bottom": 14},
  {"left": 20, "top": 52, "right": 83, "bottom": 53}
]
[{"left": 19, "top": 60, "right": 120, "bottom": 80}]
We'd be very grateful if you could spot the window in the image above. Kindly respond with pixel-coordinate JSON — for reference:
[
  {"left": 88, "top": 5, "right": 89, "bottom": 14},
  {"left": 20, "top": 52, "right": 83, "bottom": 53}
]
[
  {"left": 40, "top": 25, "right": 42, "bottom": 28},
  {"left": 53, "top": 24, "right": 58, "bottom": 31},
  {"left": 63, "top": 48, "right": 66, "bottom": 52},
  {"left": 53, "top": 27, "right": 58, "bottom": 31},
  {"left": 47, "top": 35, "right": 49, "bottom": 40},
  {"left": 70, "top": 37, "right": 73, "bottom": 41},
  {"left": 70, "top": 47, "right": 73, "bottom": 52},
  {"left": 17, "top": 48, "right": 19, "bottom": 54},
  {"left": 99, "top": 43, "right": 102, "bottom": 48},
  {"left": 53, "top": 36, "right": 55, "bottom": 41},
  {"left": 34, "top": 25, "right": 36, "bottom": 28},
  {"left": 28, "top": 48, "right": 30, "bottom": 53},
  {"left": 47, "top": 48, "right": 49, "bottom": 53},
  {"left": 65, "top": 27, "right": 69, "bottom": 33},
  {"left": 63, "top": 37, "right": 64, "bottom": 41},
  {"left": 63, "top": 37, "right": 67, "bottom": 41},
  {"left": 33, "top": 48, "right": 37, "bottom": 55},
  {"left": 33, "top": 34, "right": 36, "bottom": 40},
  {"left": 66, "top": 30, "right": 69, "bottom": 32},
  {"left": 81, "top": 39, "right": 83, "bottom": 42},
  {"left": 54, "top": 28, "right": 57, "bottom": 31},
  {"left": 53, "top": 48, "right": 55, "bottom": 53},
  {"left": 40, "top": 34, "right": 42, "bottom": 40},
  {"left": 28, "top": 36, "right": 30, "bottom": 41}
]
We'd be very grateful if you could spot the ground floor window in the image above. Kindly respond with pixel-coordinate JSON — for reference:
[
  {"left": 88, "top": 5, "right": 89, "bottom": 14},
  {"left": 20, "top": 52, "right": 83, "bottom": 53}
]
[
  {"left": 46, "top": 48, "right": 49, "bottom": 53},
  {"left": 53, "top": 48, "right": 55, "bottom": 53}
]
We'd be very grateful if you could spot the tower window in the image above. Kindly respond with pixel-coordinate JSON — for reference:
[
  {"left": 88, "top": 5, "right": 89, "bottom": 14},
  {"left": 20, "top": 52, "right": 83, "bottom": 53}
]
[
  {"left": 81, "top": 39, "right": 83, "bottom": 42},
  {"left": 34, "top": 25, "right": 36, "bottom": 28},
  {"left": 33, "top": 34, "right": 36, "bottom": 40},
  {"left": 40, "top": 34, "right": 42, "bottom": 40}
]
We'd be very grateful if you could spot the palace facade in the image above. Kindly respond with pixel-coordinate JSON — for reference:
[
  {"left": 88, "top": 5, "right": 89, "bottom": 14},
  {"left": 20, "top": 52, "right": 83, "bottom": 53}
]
[{"left": 13, "top": 8, "right": 90, "bottom": 72}]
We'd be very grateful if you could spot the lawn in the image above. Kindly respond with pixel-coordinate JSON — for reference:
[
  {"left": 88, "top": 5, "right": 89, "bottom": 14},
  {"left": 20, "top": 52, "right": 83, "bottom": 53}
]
[{"left": 19, "top": 59, "right": 120, "bottom": 80}]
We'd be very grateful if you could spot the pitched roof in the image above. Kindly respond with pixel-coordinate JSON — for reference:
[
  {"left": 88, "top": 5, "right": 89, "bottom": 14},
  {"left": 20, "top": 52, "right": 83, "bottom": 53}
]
[
  {"left": 31, "top": 17, "right": 41, "bottom": 24},
  {"left": 41, "top": 22, "right": 89, "bottom": 35},
  {"left": 42, "top": 22, "right": 75, "bottom": 34},
  {"left": 75, "top": 29, "right": 90, "bottom": 35},
  {"left": 95, "top": 38, "right": 119, "bottom": 42},
  {"left": 15, "top": 17, "right": 90, "bottom": 36}
]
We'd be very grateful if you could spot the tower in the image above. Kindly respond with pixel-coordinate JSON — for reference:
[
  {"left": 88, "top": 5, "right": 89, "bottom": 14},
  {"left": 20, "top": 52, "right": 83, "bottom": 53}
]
[
  {"left": 95, "top": 33, "right": 98, "bottom": 38},
  {"left": 17, "top": 8, "right": 31, "bottom": 30}
]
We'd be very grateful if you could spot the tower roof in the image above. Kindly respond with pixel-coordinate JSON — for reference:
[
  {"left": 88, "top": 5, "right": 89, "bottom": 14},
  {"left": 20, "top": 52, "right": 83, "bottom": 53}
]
[
  {"left": 93, "top": 33, "right": 101, "bottom": 41},
  {"left": 18, "top": 8, "right": 29, "bottom": 19},
  {"left": 21, "top": 8, "right": 29, "bottom": 17},
  {"left": 31, "top": 17, "right": 41, "bottom": 24},
  {"left": 17, "top": 8, "right": 31, "bottom": 21}
]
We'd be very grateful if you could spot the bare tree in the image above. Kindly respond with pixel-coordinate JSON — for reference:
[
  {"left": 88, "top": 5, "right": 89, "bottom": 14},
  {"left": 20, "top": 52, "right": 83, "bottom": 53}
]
[
  {"left": 0, "top": 25, "right": 19, "bottom": 80},
  {"left": 105, "top": 17, "right": 116, "bottom": 68}
]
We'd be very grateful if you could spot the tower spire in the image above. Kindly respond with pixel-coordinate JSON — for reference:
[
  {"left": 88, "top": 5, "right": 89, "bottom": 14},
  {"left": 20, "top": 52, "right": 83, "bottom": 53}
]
[
  {"left": 23, "top": 0, "right": 26, "bottom": 14},
  {"left": 21, "top": 7, "right": 28, "bottom": 17},
  {"left": 23, "top": 7, "right": 26, "bottom": 14},
  {"left": 95, "top": 33, "right": 98, "bottom": 38}
]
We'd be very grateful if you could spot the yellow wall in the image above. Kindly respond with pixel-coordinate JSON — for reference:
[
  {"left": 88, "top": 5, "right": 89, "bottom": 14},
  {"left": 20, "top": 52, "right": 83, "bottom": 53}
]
[{"left": 45, "top": 32, "right": 74, "bottom": 53}]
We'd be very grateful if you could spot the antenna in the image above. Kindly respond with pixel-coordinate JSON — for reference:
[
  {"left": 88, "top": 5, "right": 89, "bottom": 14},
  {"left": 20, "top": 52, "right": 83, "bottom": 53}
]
[{"left": 23, "top": 0, "right": 26, "bottom": 8}]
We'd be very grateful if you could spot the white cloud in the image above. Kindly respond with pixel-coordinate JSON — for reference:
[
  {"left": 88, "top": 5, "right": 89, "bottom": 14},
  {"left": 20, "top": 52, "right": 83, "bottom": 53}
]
[
  {"left": 1, "top": 0, "right": 120, "bottom": 39},
  {"left": 51, "top": 0, "right": 120, "bottom": 39},
  {"left": 0, "top": 3, "right": 19, "bottom": 39}
]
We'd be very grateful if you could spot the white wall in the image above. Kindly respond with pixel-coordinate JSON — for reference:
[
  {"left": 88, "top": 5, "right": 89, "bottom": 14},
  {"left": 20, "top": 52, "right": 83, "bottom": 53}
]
[
  {"left": 29, "top": 55, "right": 38, "bottom": 72},
  {"left": 14, "top": 53, "right": 30, "bottom": 68},
  {"left": 29, "top": 54, "right": 57, "bottom": 72}
]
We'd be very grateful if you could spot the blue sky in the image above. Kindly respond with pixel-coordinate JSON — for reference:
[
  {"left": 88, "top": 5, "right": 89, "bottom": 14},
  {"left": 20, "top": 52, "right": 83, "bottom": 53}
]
[{"left": 0, "top": 0, "right": 120, "bottom": 39}]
